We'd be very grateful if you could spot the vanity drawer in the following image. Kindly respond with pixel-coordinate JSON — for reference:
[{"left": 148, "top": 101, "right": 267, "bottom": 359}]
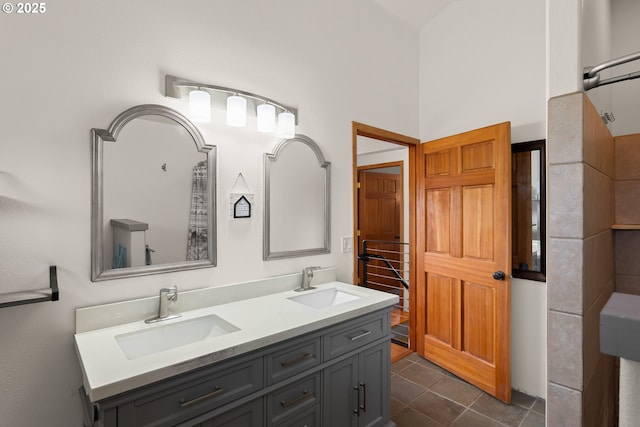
[
  {"left": 123, "top": 357, "right": 263, "bottom": 426},
  {"left": 268, "top": 373, "right": 320, "bottom": 425},
  {"left": 275, "top": 405, "right": 320, "bottom": 427},
  {"left": 267, "top": 337, "right": 321, "bottom": 385},
  {"left": 323, "top": 312, "right": 388, "bottom": 360}
]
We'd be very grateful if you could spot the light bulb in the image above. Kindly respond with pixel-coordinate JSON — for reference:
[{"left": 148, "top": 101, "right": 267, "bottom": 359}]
[
  {"left": 189, "top": 90, "right": 211, "bottom": 123},
  {"left": 257, "top": 104, "right": 276, "bottom": 133},
  {"left": 227, "top": 95, "right": 247, "bottom": 127}
]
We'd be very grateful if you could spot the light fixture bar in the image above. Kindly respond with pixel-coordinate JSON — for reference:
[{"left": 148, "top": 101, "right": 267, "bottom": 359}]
[{"left": 165, "top": 74, "right": 298, "bottom": 124}]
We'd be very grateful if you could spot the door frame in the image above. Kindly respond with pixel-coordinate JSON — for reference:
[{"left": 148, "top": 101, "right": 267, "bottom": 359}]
[{"left": 352, "top": 121, "right": 419, "bottom": 352}]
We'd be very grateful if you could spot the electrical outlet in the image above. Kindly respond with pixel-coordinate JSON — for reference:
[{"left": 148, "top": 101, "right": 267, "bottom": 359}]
[{"left": 342, "top": 236, "right": 353, "bottom": 253}]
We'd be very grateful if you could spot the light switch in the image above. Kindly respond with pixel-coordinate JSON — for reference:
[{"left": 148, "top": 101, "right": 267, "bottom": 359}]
[{"left": 342, "top": 236, "right": 353, "bottom": 253}]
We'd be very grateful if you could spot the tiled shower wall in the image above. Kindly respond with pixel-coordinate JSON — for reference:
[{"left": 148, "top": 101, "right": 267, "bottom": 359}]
[
  {"left": 614, "top": 133, "right": 640, "bottom": 296},
  {"left": 547, "top": 92, "right": 617, "bottom": 426}
]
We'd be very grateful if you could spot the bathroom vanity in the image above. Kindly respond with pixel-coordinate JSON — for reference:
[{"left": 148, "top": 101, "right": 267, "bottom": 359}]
[{"left": 75, "top": 271, "right": 398, "bottom": 427}]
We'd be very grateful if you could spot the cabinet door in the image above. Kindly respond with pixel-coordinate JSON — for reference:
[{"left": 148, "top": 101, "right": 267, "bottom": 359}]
[
  {"left": 323, "top": 355, "right": 359, "bottom": 427},
  {"left": 357, "top": 343, "right": 389, "bottom": 427},
  {"left": 197, "top": 398, "right": 263, "bottom": 427}
]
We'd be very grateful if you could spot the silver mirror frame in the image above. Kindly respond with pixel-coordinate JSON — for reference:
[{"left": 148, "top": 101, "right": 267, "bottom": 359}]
[
  {"left": 263, "top": 134, "right": 331, "bottom": 260},
  {"left": 91, "top": 104, "right": 217, "bottom": 281}
]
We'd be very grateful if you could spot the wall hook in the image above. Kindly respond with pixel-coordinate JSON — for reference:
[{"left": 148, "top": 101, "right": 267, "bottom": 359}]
[{"left": 161, "top": 163, "right": 167, "bottom": 172}]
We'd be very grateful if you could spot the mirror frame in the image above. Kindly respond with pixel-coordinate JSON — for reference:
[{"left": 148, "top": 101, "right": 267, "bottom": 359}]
[
  {"left": 263, "top": 134, "right": 331, "bottom": 260},
  {"left": 511, "top": 139, "right": 546, "bottom": 282},
  {"left": 91, "top": 104, "right": 217, "bottom": 281}
]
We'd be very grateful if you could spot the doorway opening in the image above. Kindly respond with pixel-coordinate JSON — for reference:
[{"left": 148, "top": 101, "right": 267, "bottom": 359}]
[{"left": 352, "top": 122, "right": 418, "bottom": 362}]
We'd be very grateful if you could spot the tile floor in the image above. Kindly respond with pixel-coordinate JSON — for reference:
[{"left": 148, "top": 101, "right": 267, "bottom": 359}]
[{"left": 391, "top": 353, "right": 545, "bottom": 427}]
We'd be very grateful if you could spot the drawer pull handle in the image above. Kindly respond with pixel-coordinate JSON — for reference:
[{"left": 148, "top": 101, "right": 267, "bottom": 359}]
[
  {"left": 348, "top": 330, "right": 372, "bottom": 341},
  {"left": 281, "top": 352, "right": 312, "bottom": 368},
  {"left": 179, "top": 387, "right": 225, "bottom": 408},
  {"left": 281, "top": 389, "right": 313, "bottom": 408}
]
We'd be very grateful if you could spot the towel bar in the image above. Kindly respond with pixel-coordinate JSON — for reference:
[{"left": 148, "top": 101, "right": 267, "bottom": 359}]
[{"left": 0, "top": 265, "right": 59, "bottom": 308}]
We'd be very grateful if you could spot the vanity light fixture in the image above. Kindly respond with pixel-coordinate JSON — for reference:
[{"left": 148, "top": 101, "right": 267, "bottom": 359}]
[
  {"left": 188, "top": 89, "right": 211, "bottom": 123},
  {"left": 165, "top": 74, "right": 298, "bottom": 134}
]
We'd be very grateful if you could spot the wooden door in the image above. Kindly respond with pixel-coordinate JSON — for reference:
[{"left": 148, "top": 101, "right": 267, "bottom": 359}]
[
  {"left": 357, "top": 169, "right": 403, "bottom": 295},
  {"left": 416, "top": 122, "right": 512, "bottom": 403}
]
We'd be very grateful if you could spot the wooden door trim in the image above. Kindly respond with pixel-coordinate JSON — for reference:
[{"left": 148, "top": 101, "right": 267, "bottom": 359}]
[
  {"left": 357, "top": 161, "right": 404, "bottom": 172},
  {"left": 352, "top": 122, "right": 419, "bottom": 352}
]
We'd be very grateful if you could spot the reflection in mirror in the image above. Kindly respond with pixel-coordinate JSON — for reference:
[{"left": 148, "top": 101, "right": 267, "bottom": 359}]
[
  {"left": 511, "top": 139, "right": 545, "bottom": 281},
  {"left": 91, "top": 104, "right": 216, "bottom": 281},
  {"left": 264, "top": 134, "right": 331, "bottom": 260}
]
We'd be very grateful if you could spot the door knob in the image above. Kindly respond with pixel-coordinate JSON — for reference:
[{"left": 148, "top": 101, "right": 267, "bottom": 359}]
[{"left": 493, "top": 271, "right": 505, "bottom": 281}]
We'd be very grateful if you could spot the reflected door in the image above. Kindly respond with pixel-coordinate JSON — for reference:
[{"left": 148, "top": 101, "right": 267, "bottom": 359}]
[
  {"left": 357, "top": 170, "right": 403, "bottom": 294},
  {"left": 416, "top": 122, "right": 512, "bottom": 403}
]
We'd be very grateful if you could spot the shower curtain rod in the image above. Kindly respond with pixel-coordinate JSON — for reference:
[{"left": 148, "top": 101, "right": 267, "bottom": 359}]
[{"left": 584, "top": 50, "right": 640, "bottom": 91}]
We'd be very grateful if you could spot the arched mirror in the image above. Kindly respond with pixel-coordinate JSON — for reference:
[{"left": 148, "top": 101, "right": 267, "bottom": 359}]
[
  {"left": 264, "top": 134, "right": 330, "bottom": 260},
  {"left": 91, "top": 104, "right": 216, "bottom": 281}
]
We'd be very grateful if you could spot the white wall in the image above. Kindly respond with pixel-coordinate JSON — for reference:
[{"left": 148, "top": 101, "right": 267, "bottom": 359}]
[
  {"left": 583, "top": 0, "right": 640, "bottom": 137},
  {"left": 582, "top": 0, "right": 613, "bottom": 133},
  {"left": 547, "top": 0, "right": 583, "bottom": 98},
  {"left": 419, "top": 0, "right": 547, "bottom": 398},
  {"left": 420, "top": 0, "right": 546, "bottom": 143},
  {"left": 0, "top": 1, "right": 419, "bottom": 425},
  {"left": 611, "top": 0, "right": 640, "bottom": 136},
  {"left": 546, "top": 0, "right": 639, "bottom": 120}
]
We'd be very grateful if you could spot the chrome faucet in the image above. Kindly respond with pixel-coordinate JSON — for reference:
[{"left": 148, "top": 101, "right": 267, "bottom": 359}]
[
  {"left": 145, "top": 286, "right": 181, "bottom": 323},
  {"left": 296, "top": 266, "right": 321, "bottom": 292}
]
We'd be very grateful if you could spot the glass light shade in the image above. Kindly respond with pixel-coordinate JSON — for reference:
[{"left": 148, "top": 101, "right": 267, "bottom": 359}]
[
  {"left": 256, "top": 104, "right": 276, "bottom": 133},
  {"left": 277, "top": 111, "right": 295, "bottom": 138},
  {"left": 189, "top": 90, "right": 211, "bottom": 123},
  {"left": 226, "top": 95, "right": 247, "bottom": 127}
]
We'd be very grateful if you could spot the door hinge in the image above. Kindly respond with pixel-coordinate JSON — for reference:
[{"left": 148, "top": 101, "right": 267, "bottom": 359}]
[
  {"left": 357, "top": 182, "right": 361, "bottom": 189},
  {"left": 356, "top": 230, "right": 360, "bottom": 237}
]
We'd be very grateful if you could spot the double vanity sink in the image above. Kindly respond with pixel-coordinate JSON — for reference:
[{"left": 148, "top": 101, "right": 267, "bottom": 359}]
[
  {"left": 113, "top": 286, "right": 363, "bottom": 361},
  {"left": 75, "top": 272, "right": 398, "bottom": 426}
]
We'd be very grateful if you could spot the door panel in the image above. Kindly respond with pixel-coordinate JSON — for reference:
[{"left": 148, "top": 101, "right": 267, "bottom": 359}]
[
  {"left": 425, "top": 273, "right": 453, "bottom": 344},
  {"left": 426, "top": 189, "right": 451, "bottom": 254},
  {"left": 462, "top": 281, "right": 495, "bottom": 363},
  {"left": 416, "top": 122, "right": 511, "bottom": 403},
  {"left": 462, "top": 185, "right": 494, "bottom": 260}
]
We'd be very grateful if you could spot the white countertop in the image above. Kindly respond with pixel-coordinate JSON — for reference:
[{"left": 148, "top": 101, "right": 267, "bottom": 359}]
[{"left": 75, "top": 281, "right": 398, "bottom": 402}]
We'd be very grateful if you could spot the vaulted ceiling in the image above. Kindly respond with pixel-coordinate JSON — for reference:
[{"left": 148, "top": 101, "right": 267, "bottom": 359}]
[{"left": 371, "top": 0, "right": 455, "bottom": 29}]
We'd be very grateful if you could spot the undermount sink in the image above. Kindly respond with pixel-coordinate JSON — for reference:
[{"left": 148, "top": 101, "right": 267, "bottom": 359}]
[
  {"left": 288, "top": 287, "right": 362, "bottom": 309},
  {"left": 115, "top": 314, "right": 240, "bottom": 360}
]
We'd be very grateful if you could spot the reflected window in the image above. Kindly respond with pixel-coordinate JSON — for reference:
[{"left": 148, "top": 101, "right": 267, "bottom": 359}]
[{"left": 512, "top": 140, "right": 545, "bottom": 281}]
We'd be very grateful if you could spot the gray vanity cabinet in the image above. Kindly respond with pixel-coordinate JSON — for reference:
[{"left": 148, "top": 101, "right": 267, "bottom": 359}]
[{"left": 89, "top": 308, "right": 392, "bottom": 427}]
